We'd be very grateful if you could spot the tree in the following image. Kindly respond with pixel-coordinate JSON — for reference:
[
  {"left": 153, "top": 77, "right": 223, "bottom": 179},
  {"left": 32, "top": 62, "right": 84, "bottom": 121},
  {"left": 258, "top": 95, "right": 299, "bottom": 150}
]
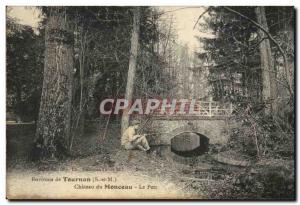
[
  {"left": 197, "top": 7, "right": 294, "bottom": 159},
  {"left": 198, "top": 7, "right": 261, "bottom": 103},
  {"left": 121, "top": 7, "right": 141, "bottom": 135},
  {"left": 255, "top": 6, "right": 278, "bottom": 113},
  {"left": 35, "top": 7, "right": 74, "bottom": 159}
]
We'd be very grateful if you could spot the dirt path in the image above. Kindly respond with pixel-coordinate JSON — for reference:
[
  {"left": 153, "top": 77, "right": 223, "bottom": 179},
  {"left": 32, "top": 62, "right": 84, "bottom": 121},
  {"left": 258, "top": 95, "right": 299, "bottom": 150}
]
[
  {"left": 7, "top": 150, "right": 207, "bottom": 199},
  {"left": 8, "top": 144, "right": 219, "bottom": 199},
  {"left": 6, "top": 123, "right": 246, "bottom": 199}
]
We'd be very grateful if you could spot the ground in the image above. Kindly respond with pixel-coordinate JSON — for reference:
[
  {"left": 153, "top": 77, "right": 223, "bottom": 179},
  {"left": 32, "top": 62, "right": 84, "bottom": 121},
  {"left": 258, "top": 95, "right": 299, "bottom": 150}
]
[{"left": 6, "top": 121, "right": 295, "bottom": 199}]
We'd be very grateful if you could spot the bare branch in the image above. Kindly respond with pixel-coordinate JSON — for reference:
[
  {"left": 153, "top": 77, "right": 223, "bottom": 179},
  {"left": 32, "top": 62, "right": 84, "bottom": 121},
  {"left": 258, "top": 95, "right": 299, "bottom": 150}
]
[
  {"left": 223, "top": 6, "right": 293, "bottom": 96},
  {"left": 193, "top": 7, "right": 211, "bottom": 30}
]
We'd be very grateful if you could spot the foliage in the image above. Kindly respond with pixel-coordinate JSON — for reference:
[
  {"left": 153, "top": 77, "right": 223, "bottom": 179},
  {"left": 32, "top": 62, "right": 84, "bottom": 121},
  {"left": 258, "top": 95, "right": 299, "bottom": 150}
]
[
  {"left": 207, "top": 164, "right": 294, "bottom": 199},
  {"left": 198, "top": 6, "right": 294, "bottom": 103},
  {"left": 199, "top": 7, "right": 261, "bottom": 102},
  {"left": 6, "top": 18, "right": 44, "bottom": 121},
  {"left": 198, "top": 6, "right": 294, "bottom": 160},
  {"left": 228, "top": 102, "right": 294, "bottom": 160}
]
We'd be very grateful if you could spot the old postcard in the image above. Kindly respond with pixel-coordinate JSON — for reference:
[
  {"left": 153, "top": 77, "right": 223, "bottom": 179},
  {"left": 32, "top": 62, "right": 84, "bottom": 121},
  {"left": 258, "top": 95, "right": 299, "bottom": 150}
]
[{"left": 6, "top": 6, "right": 295, "bottom": 200}]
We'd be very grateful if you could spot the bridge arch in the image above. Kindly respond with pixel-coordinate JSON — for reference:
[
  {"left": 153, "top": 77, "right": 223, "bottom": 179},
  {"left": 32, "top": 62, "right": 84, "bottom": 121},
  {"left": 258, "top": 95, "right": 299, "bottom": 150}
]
[
  {"left": 166, "top": 124, "right": 210, "bottom": 139},
  {"left": 170, "top": 130, "right": 210, "bottom": 157}
]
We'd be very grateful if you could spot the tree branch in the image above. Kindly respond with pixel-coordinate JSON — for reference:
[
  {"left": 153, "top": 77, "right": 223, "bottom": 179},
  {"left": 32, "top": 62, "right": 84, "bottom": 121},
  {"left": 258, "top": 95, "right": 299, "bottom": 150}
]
[
  {"left": 223, "top": 6, "right": 293, "bottom": 96},
  {"left": 193, "top": 7, "right": 211, "bottom": 30}
]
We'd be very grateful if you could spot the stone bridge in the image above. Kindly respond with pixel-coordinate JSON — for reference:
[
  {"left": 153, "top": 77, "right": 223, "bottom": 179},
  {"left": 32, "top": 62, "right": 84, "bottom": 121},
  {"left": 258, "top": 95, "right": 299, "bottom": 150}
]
[{"left": 146, "top": 101, "right": 235, "bottom": 147}]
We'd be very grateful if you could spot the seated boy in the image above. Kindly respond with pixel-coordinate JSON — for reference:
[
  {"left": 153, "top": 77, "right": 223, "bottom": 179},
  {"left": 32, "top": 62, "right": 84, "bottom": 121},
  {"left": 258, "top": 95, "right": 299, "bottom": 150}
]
[{"left": 121, "top": 121, "right": 150, "bottom": 151}]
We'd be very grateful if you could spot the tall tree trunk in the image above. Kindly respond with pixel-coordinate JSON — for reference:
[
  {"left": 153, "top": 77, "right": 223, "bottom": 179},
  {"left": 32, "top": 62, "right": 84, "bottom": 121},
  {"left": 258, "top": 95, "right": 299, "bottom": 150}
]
[
  {"left": 255, "top": 6, "right": 278, "bottom": 113},
  {"left": 35, "top": 7, "right": 74, "bottom": 159},
  {"left": 77, "top": 29, "right": 87, "bottom": 139},
  {"left": 121, "top": 7, "right": 141, "bottom": 135}
]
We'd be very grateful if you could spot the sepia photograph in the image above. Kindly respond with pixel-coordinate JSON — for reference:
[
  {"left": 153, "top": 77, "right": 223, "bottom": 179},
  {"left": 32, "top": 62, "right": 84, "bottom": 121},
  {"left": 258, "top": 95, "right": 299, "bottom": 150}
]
[{"left": 6, "top": 5, "right": 295, "bottom": 200}]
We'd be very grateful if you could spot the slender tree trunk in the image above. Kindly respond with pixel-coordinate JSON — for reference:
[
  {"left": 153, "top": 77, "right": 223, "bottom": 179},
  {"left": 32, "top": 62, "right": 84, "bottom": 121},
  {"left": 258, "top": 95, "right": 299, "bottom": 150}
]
[
  {"left": 35, "top": 7, "right": 74, "bottom": 159},
  {"left": 255, "top": 6, "right": 278, "bottom": 113},
  {"left": 121, "top": 7, "right": 141, "bottom": 135},
  {"left": 78, "top": 30, "right": 87, "bottom": 137}
]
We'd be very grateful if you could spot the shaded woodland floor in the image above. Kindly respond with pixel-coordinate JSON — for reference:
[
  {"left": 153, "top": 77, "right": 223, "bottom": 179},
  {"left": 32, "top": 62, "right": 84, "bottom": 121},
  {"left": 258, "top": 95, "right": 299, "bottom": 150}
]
[{"left": 6, "top": 122, "right": 295, "bottom": 199}]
